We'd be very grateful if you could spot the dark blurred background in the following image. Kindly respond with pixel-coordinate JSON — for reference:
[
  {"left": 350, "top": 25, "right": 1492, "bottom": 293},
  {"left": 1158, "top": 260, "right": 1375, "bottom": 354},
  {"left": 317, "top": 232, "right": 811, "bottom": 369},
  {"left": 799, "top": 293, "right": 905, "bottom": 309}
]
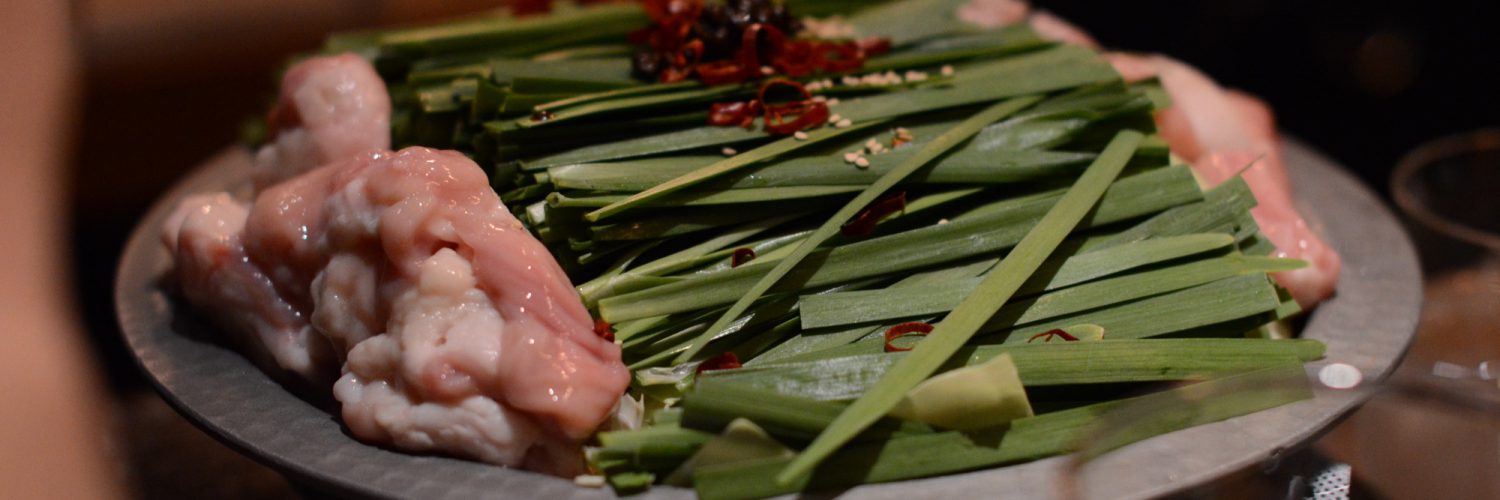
[{"left": 68, "top": 0, "right": 1497, "bottom": 498}]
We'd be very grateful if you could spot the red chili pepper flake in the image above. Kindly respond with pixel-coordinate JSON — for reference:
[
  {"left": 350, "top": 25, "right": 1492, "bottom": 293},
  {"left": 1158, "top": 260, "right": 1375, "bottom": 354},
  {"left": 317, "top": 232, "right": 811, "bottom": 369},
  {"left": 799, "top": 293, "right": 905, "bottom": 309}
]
[
  {"left": 730, "top": 247, "right": 757, "bottom": 267},
  {"left": 705, "top": 78, "right": 828, "bottom": 135},
  {"left": 856, "top": 37, "right": 893, "bottom": 57},
  {"left": 707, "top": 100, "right": 761, "bottom": 128},
  {"left": 630, "top": 0, "right": 886, "bottom": 85},
  {"left": 758, "top": 78, "right": 829, "bottom": 135},
  {"left": 840, "top": 191, "right": 907, "bottom": 238},
  {"left": 715, "top": 23, "right": 785, "bottom": 83},
  {"left": 772, "top": 40, "right": 817, "bottom": 77},
  {"left": 694, "top": 60, "right": 745, "bottom": 85},
  {"left": 1027, "top": 329, "right": 1080, "bottom": 343},
  {"left": 884, "top": 322, "right": 935, "bottom": 352},
  {"left": 695, "top": 352, "right": 743, "bottom": 373},
  {"left": 593, "top": 319, "right": 616, "bottom": 342}
]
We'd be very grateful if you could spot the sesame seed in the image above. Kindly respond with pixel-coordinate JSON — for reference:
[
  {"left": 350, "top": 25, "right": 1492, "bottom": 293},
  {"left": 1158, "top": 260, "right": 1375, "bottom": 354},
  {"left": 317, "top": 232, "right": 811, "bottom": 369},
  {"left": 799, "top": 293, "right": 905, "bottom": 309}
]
[
  {"left": 896, "top": 127, "right": 911, "bottom": 136},
  {"left": 937, "top": 218, "right": 950, "bottom": 225},
  {"left": 905, "top": 70, "right": 927, "bottom": 82},
  {"left": 806, "top": 82, "right": 823, "bottom": 91},
  {"left": 844, "top": 152, "right": 861, "bottom": 163},
  {"left": 842, "top": 76, "right": 860, "bottom": 85},
  {"left": 794, "top": 131, "right": 809, "bottom": 140},
  {"left": 722, "top": 147, "right": 737, "bottom": 156},
  {"left": 812, "top": 95, "right": 827, "bottom": 103},
  {"left": 855, "top": 157, "right": 871, "bottom": 168},
  {"left": 866, "top": 139, "right": 880, "bottom": 149},
  {"left": 835, "top": 118, "right": 852, "bottom": 128},
  {"left": 827, "top": 98, "right": 840, "bottom": 106},
  {"left": 760, "top": 66, "right": 775, "bottom": 75},
  {"left": 941, "top": 65, "right": 955, "bottom": 76},
  {"left": 827, "top": 113, "right": 842, "bottom": 124}
]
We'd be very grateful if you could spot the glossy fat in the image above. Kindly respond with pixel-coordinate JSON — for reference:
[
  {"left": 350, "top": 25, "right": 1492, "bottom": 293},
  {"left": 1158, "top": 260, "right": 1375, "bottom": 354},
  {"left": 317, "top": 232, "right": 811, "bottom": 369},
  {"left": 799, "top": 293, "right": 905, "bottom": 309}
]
[
  {"left": 167, "top": 53, "right": 627, "bottom": 474},
  {"left": 254, "top": 53, "right": 391, "bottom": 189},
  {"left": 161, "top": 193, "right": 337, "bottom": 384},
  {"left": 242, "top": 148, "right": 628, "bottom": 474}
]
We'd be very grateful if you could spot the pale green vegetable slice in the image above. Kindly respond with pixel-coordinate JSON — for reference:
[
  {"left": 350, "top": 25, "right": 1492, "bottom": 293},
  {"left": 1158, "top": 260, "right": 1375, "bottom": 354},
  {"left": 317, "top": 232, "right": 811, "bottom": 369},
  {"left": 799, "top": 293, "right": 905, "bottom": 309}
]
[{"left": 888, "top": 353, "right": 1033, "bottom": 430}]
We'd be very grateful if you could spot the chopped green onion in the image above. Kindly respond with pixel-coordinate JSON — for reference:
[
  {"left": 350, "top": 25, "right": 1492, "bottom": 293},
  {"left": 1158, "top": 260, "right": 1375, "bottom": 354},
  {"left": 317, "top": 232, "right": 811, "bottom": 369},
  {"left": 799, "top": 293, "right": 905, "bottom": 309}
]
[
  {"left": 774, "top": 130, "right": 1143, "bottom": 486},
  {"left": 699, "top": 338, "right": 1324, "bottom": 401},
  {"left": 695, "top": 364, "right": 1313, "bottom": 499},
  {"left": 672, "top": 96, "right": 1046, "bottom": 364}
]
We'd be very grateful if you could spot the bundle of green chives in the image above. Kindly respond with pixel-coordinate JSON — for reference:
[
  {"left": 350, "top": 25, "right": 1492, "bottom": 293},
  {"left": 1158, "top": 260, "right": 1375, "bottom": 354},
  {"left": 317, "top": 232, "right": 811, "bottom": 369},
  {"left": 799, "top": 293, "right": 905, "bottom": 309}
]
[{"left": 298, "top": 1, "right": 1328, "bottom": 496}]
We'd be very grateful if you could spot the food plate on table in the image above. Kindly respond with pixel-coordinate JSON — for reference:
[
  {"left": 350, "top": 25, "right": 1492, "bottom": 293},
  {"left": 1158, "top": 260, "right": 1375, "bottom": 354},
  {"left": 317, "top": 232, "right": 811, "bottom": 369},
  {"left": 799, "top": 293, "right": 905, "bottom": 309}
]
[{"left": 116, "top": 1, "right": 1421, "bottom": 498}]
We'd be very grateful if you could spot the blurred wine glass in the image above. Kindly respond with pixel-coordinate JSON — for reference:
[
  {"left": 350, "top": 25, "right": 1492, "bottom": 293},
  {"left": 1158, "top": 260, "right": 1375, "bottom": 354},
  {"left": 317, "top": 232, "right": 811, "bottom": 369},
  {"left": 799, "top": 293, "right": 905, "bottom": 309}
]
[
  {"left": 1389, "top": 129, "right": 1500, "bottom": 371},
  {"left": 1313, "top": 129, "right": 1500, "bottom": 499},
  {"left": 1058, "top": 366, "right": 1500, "bottom": 500}
]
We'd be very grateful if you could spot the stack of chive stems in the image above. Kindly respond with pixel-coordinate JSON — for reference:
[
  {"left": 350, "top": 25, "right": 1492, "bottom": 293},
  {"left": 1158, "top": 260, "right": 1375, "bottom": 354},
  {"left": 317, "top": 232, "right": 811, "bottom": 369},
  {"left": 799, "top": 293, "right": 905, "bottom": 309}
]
[{"left": 304, "top": 1, "right": 1325, "bottom": 497}]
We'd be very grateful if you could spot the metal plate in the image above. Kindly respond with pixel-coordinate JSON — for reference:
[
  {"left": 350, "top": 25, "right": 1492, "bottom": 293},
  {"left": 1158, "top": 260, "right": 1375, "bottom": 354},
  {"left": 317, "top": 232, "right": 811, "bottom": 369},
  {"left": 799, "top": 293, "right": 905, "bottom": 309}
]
[{"left": 115, "top": 139, "right": 1420, "bottom": 499}]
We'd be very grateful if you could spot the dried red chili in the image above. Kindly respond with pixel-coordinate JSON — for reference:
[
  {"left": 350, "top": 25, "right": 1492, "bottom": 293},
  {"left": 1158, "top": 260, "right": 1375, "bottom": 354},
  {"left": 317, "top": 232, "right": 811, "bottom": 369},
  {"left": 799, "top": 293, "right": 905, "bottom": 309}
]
[
  {"left": 884, "top": 322, "right": 935, "bottom": 352},
  {"left": 856, "top": 36, "right": 893, "bottom": 57},
  {"left": 737, "top": 23, "right": 780, "bottom": 75},
  {"left": 756, "top": 77, "right": 812, "bottom": 108},
  {"left": 593, "top": 319, "right": 616, "bottom": 343},
  {"left": 1027, "top": 329, "right": 1080, "bottom": 343},
  {"left": 695, "top": 60, "right": 749, "bottom": 85},
  {"left": 758, "top": 78, "right": 829, "bottom": 135},
  {"left": 695, "top": 352, "right": 743, "bottom": 373},
  {"left": 707, "top": 100, "right": 761, "bottom": 128},
  {"left": 632, "top": 0, "right": 705, "bottom": 80},
  {"left": 840, "top": 191, "right": 907, "bottom": 237},
  {"left": 764, "top": 103, "right": 828, "bottom": 135},
  {"left": 630, "top": 0, "right": 885, "bottom": 85},
  {"left": 730, "top": 247, "right": 757, "bottom": 267},
  {"left": 658, "top": 38, "right": 706, "bottom": 83},
  {"left": 771, "top": 40, "right": 817, "bottom": 77},
  {"left": 705, "top": 78, "right": 827, "bottom": 134}
]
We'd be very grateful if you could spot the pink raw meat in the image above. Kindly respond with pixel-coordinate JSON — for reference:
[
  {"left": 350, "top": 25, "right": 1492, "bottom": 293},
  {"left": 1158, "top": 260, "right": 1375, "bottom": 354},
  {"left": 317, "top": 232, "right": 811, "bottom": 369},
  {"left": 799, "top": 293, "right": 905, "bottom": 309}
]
[
  {"left": 169, "top": 148, "right": 629, "bottom": 475},
  {"left": 161, "top": 193, "right": 338, "bottom": 385},
  {"left": 164, "top": 53, "right": 630, "bottom": 475},
  {"left": 255, "top": 53, "right": 392, "bottom": 189},
  {"left": 1107, "top": 53, "right": 1342, "bottom": 307}
]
